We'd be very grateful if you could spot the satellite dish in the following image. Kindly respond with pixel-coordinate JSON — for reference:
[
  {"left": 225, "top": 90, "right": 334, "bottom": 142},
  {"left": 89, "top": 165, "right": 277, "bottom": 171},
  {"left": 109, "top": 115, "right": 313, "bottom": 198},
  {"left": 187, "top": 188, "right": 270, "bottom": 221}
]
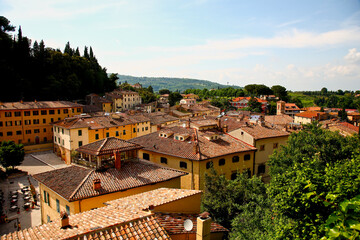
[{"left": 184, "top": 219, "right": 193, "bottom": 231}]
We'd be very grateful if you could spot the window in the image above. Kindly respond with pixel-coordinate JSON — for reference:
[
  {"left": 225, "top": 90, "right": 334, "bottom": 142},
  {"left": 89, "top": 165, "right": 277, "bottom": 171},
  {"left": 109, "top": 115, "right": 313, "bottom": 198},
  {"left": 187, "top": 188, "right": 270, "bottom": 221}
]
[
  {"left": 219, "top": 158, "right": 225, "bottom": 166},
  {"left": 24, "top": 111, "right": 30, "bottom": 116},
  {"left": 49, "top": 110, "right": 55, "bottom": 115},
  {"left": 57, "top": 127, "right": 60, "bottom": 133},
  {"left": 106, "top": 132, "right": 109, "bottom": 137},
  {"left": 57, "top": 110, "right": 60, "bottom": 114},
  {"left": 43, "top": 128, "right": 46, "bottom": 133},
  {"left": 0, "top": 132, "right": 2, "bottom": 136},
  {"left": 244, "top": 154, "right": 251, "bottom": 161},
  {"left": 72, "top": 108, "right": 74, "bottom": 113},
  {"left": 16, "top": 130, "right": 22, "bottom": 135},
  {"left": 123, "top": 130, "right": 126, "bottom": 135},
  {"left": 232, "top": 156, "right": 239, "bottom": 163},
  {"left": 58, "top": 118, "right": 60, "bottom": 121},
  {"left": 143, "top": 153, "right": 150, "bottom": 160},
  {"left": 142, "top": 127, "right": 144, "bottom": 132},
  {"left": 78, "top": 141, "right": 82, "bottom": 147},
  {"left": 43, "top": 191, "right": 50, "bottom": 206},
  {"left": 33, "top": 119, "right": 39, "bottom": 124},
  {"left": 41, "top": 110, "right": 47, "bottom": 115},
  {"left": 51, "top": 118, "right": 54, "bottom": 123},
  {"left": 160, "top": 157, "right": 167, "bottom": 164},
  {"left": 66, "top": 205, "right": 70, "bottom": 215},
  {"left": 33, "top": 111, "right": 39, "bottom": 116},
  {"left": 145, "top": 127, "right": 148, "bottom": 131},
  {"left": 231, "top": 172, "right": 238, "bottom": 180},
  {"left": 78, "top": 130, "right": 82, "bottom": 136},
  {"left": 43, "top": 119, "right": 46, "bottom": 124},
  {"left": 61, "top": 129, "right": 64, "bottom": 134},
  {"left": 0, "top": 122, "right": 2, "bottom": 127},
  {"left": 13, "top": 120, "right": 20, "bottom": 126},
  {"left": 206, "top": 161, "right": 213, "bottom": 169},
  {"left": 273, "top": 143, "right": 278, "bottom": 149},
  {"left": 7, "top": 131, "right": 12, "bottom": 136},
  {"left": 116, "top": 131, "right": 119, "bottom": 137},
  {"left": 56, "top": 199, "right": 60, "bottom": 213},
  {"left": 5, "top": 112, "right": 11, "bottom": 117},
  {"left": 63, "top": 109, "right": 68, "bottom": 114},
  {"left": 34, "top": 129, "right": 40, "bottom": 133},
  {"left": 14, "top": 111, "right": 21, "bottom": 117},
  {"left": 25, "top": 120, "right": 31, "bottom": 125},
  {"left": 259, "top": 145, "right": 265, "bottom": 151},
  {"left": 77, "top": 108, "right": 81, "bottom": 112},
  {"left": 5, "top": 121, "right": 12, "bottom": 126},
  {"left": 180, "top": 161, "right": 187, "bottom": 169},
  {"left": 95, "top": 134, "right": 99, "bottom": 140},
  {"left": 258, "top": 164, "right": 266, "bottom": 174},
  {"left": 133, "top": 128, "right": 136, "bottom": 133},
  {"left": 44, "top": 137, "right": 47, "bottom": 142}
]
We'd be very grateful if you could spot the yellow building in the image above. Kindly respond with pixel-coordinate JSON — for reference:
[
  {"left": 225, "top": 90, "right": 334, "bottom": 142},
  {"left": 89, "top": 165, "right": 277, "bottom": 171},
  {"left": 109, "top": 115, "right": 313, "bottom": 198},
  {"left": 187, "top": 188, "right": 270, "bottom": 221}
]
[
  {"left": 105, "top": 89, "right": 142, "bottom": 112},
  {"left": 53, "top": 113, "right": 151, "bottom": 164},
  {"left": 225, "top": 116, "right": 290, "bottom": 182},
  {"left": 33, "top": 137, "right": 187, "bottom": 224},
  {"left": 4, "top": 188, "right": 227, "bottom": 240},
  {"left": 129, "top": 120, "right": 256, "bottom": 190},
  {"left": 0, "top": 101, "right": 83, "bottom": 146}
]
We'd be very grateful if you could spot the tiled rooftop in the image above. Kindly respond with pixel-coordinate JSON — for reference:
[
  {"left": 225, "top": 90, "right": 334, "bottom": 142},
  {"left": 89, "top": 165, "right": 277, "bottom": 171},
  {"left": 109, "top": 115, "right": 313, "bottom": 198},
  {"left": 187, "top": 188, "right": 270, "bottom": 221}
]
[
  {"left": 295, "top": 111, "right": 326, "bottom": 119},
  {"left": 129, "top": 126, "right": 256, "bottom": 160},
  {"left": 238, "top": 124, "right": 290, "bottom": 140},
  {"left": 265, "top": 115, "right": 294, "bottom": 126},
  {"left": 33, "top": 161, "right": 187, "bottom": 202},
  {"left": 76, "top": 137, "right": 143, "bottom": 156},
  {"left": 0, "top": 101, "right": 83, "bottom": 110},
  {"left": 2, "top": 187, "right": 202, "bottom": 240},
  {"left": 53, "top": 114, "right": 146, "bottom": 129},
  {"left": 141, "top": 112, "right": 179, "bottom": 125},
  {"left": 155, "top": 213, "right": 228, "bottom": 234}
]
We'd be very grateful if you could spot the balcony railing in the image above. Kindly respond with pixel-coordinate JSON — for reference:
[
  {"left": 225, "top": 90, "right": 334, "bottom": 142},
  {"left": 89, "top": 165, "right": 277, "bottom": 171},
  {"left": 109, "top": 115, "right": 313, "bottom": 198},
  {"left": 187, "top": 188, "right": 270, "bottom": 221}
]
[
  {"left": 73, "top": 158, "right": 97, "bottom": 169},
  {"left": 73, "top": 157, "right": 139, "bottom": 170}
]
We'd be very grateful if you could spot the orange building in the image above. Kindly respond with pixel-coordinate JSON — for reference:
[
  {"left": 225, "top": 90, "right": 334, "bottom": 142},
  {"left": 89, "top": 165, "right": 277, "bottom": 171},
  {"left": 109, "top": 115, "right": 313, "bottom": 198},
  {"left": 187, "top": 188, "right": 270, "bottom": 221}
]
[{"left": 0, "top": 101, "right": 83, "bottom": 146}]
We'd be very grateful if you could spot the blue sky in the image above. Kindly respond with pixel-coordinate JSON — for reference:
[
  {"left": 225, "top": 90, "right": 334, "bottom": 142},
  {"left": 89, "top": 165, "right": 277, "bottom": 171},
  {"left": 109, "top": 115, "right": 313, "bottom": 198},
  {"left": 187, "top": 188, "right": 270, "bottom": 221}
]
[{"left": 1, "top": 0, "right": 360, "bottom": 91}]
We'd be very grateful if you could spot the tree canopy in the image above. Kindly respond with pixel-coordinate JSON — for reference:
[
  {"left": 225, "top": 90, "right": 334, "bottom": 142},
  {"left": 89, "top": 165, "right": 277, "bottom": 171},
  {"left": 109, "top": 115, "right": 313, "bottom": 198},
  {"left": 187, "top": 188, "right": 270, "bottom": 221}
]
[
  {"left": 0, "top": 16, "right": 117, "bottom": 101},
  {"left": 0, "top": 141, "right": 25, "bottom": 170}
]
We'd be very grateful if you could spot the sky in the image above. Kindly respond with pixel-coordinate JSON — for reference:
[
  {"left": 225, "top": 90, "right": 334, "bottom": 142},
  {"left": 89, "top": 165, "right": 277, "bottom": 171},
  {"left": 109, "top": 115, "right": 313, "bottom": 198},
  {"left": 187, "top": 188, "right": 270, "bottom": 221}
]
[{"left": 1, "top": 0, "right": 360, "bottom": 91}]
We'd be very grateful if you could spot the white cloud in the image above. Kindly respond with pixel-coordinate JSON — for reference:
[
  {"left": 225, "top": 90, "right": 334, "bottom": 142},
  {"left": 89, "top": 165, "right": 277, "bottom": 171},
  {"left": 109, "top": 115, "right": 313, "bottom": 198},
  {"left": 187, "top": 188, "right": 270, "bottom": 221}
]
[{"left": 344, "top": 48, "right": 360, "bottom": 63}]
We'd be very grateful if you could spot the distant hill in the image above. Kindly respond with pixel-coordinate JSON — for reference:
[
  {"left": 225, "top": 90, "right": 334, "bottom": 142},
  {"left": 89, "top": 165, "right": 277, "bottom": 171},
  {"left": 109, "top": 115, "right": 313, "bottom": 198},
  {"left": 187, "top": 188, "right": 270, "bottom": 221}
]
[{"left": 116, "top": 75, "right": 241, "bottom": 92}]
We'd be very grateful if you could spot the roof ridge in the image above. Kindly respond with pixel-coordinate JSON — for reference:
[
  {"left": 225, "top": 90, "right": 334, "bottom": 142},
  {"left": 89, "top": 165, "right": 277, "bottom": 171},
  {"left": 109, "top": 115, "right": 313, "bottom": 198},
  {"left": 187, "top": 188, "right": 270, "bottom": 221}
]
[
  {"left": 69, "top": 170, "right": 94, "bottom": 201},
  {"left": 97, "top": 137, "right": 109, "bottom": 155}
]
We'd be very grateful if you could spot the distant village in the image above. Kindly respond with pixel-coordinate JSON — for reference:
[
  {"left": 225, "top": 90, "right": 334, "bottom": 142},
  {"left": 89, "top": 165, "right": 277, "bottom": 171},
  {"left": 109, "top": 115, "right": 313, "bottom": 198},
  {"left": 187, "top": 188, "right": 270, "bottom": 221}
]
[{"left": 0, "top": 83, "right": 359, "bottom": 239}]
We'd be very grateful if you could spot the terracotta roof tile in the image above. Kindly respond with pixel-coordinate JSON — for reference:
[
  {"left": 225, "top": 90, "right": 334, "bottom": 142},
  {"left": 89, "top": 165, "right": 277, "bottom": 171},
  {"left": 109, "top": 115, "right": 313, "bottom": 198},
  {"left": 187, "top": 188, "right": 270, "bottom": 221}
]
[
  {"left": 129, "top": 126, "right": 256, "bottom": 160},
  {"left": 2, "top": 188, "right": 208, "bottom": 240},
  {"left": 33, "top": 161, "right": 187, "bottom": 202},
  {"left": 155, "top": 213, "right": 228, "bottom": 234},
  {"left": 0, "top": 101, "right": 83, "bottom": 110},
  {"left": 76, "top": 137, "right": 143, "bottom": 156},
  {"left": 239, "top": 124, "right": 290, "bottom": 140},
  {"left": 53, "top": 115, "right": 136, "bottom": 129}
]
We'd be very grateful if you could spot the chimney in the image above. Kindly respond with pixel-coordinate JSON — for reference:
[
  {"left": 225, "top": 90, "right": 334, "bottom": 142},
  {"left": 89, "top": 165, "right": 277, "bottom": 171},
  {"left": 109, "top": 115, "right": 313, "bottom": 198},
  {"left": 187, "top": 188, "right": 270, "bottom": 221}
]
[
  {"left": 60, "top": 211, "right": 70, "bottom": 229},
  {"left": 20, "top": 100, "right": 23, "bottom": 104},
  {"left": 93, "top": 179, "right": 101, "bottom": 190},
  {"left": 196, "top": 212, "right": 211, "bottom": 240},
  {"left": 114, "top": 151, "right": 121, "bottom": 170},
  {"left": 222, "top": 124, "right": 228, "bottom": 133},
  {"left": 187, "top": 119, "right": 191, "bottom": 128},
  {"left": 216, "top": 118, "right": 221, "bottom": 130}
]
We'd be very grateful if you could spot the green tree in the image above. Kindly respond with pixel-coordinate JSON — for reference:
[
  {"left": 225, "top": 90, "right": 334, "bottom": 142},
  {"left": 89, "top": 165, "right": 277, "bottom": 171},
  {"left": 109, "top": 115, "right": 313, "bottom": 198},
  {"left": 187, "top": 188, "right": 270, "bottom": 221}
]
[
  {"left": 147, "top": 85, "right": 154, "bottom": 93},
  {"left": 168, "top": 92, "right": 182, "bottom": 106},
  {"left": 321, "top": 87, "right": 328, "bottom": 96},
  {"left": 246, "top": 97, "right": 262, "bottom": 112},
  {"left": 268, "top": 123, "right": 360, "bottom": 238},
  {"left": 271, "top": 85, "right": 288, "bottom": 101},
  {"left": 159, "top": 89, "right": 171, "bottom": 95},
  {"left": 0, "top": 141, "right": 25, "bottom": 170}
]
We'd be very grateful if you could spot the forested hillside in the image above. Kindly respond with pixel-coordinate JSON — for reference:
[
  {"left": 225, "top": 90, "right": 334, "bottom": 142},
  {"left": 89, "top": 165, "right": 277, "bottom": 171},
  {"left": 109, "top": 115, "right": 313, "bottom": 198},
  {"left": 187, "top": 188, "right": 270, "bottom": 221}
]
[
  {"left": 0, "top": 16, "right": 117, "bottom": 102},
  {"left": 117, "top": 74, "right": 241, "bottom": 92}
]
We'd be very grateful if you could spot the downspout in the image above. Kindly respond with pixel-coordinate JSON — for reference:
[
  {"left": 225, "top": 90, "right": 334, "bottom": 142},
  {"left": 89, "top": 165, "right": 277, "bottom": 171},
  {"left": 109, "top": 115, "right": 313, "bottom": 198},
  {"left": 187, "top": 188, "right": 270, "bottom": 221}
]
[{"left": 79, "top": 199, "right": 82, "bottom": 213}]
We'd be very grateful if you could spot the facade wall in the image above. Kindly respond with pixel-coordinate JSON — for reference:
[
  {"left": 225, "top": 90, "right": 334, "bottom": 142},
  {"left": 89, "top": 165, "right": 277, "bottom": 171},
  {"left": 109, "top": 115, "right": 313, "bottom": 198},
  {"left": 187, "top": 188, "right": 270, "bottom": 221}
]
[
  {"left": 294, "top": 116, "right": 312, "bottom": 124},
  {"left": 0, "top": 106, "right": 82, "bottom": 145},
  {"left": 136, "top": 121, "right": 151, "bottom": 137},
  {"left": 254, "top": 136, "right": 288, "bottom": 181},
  {"left": 39, "top": 183, "right": 78, "bottom": 224},
  {"left": 137, "top": 149, "right": 254, "bottom": 190},
  {"left": 153, "top": 193, "right": 201, "bottom": 214}
]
